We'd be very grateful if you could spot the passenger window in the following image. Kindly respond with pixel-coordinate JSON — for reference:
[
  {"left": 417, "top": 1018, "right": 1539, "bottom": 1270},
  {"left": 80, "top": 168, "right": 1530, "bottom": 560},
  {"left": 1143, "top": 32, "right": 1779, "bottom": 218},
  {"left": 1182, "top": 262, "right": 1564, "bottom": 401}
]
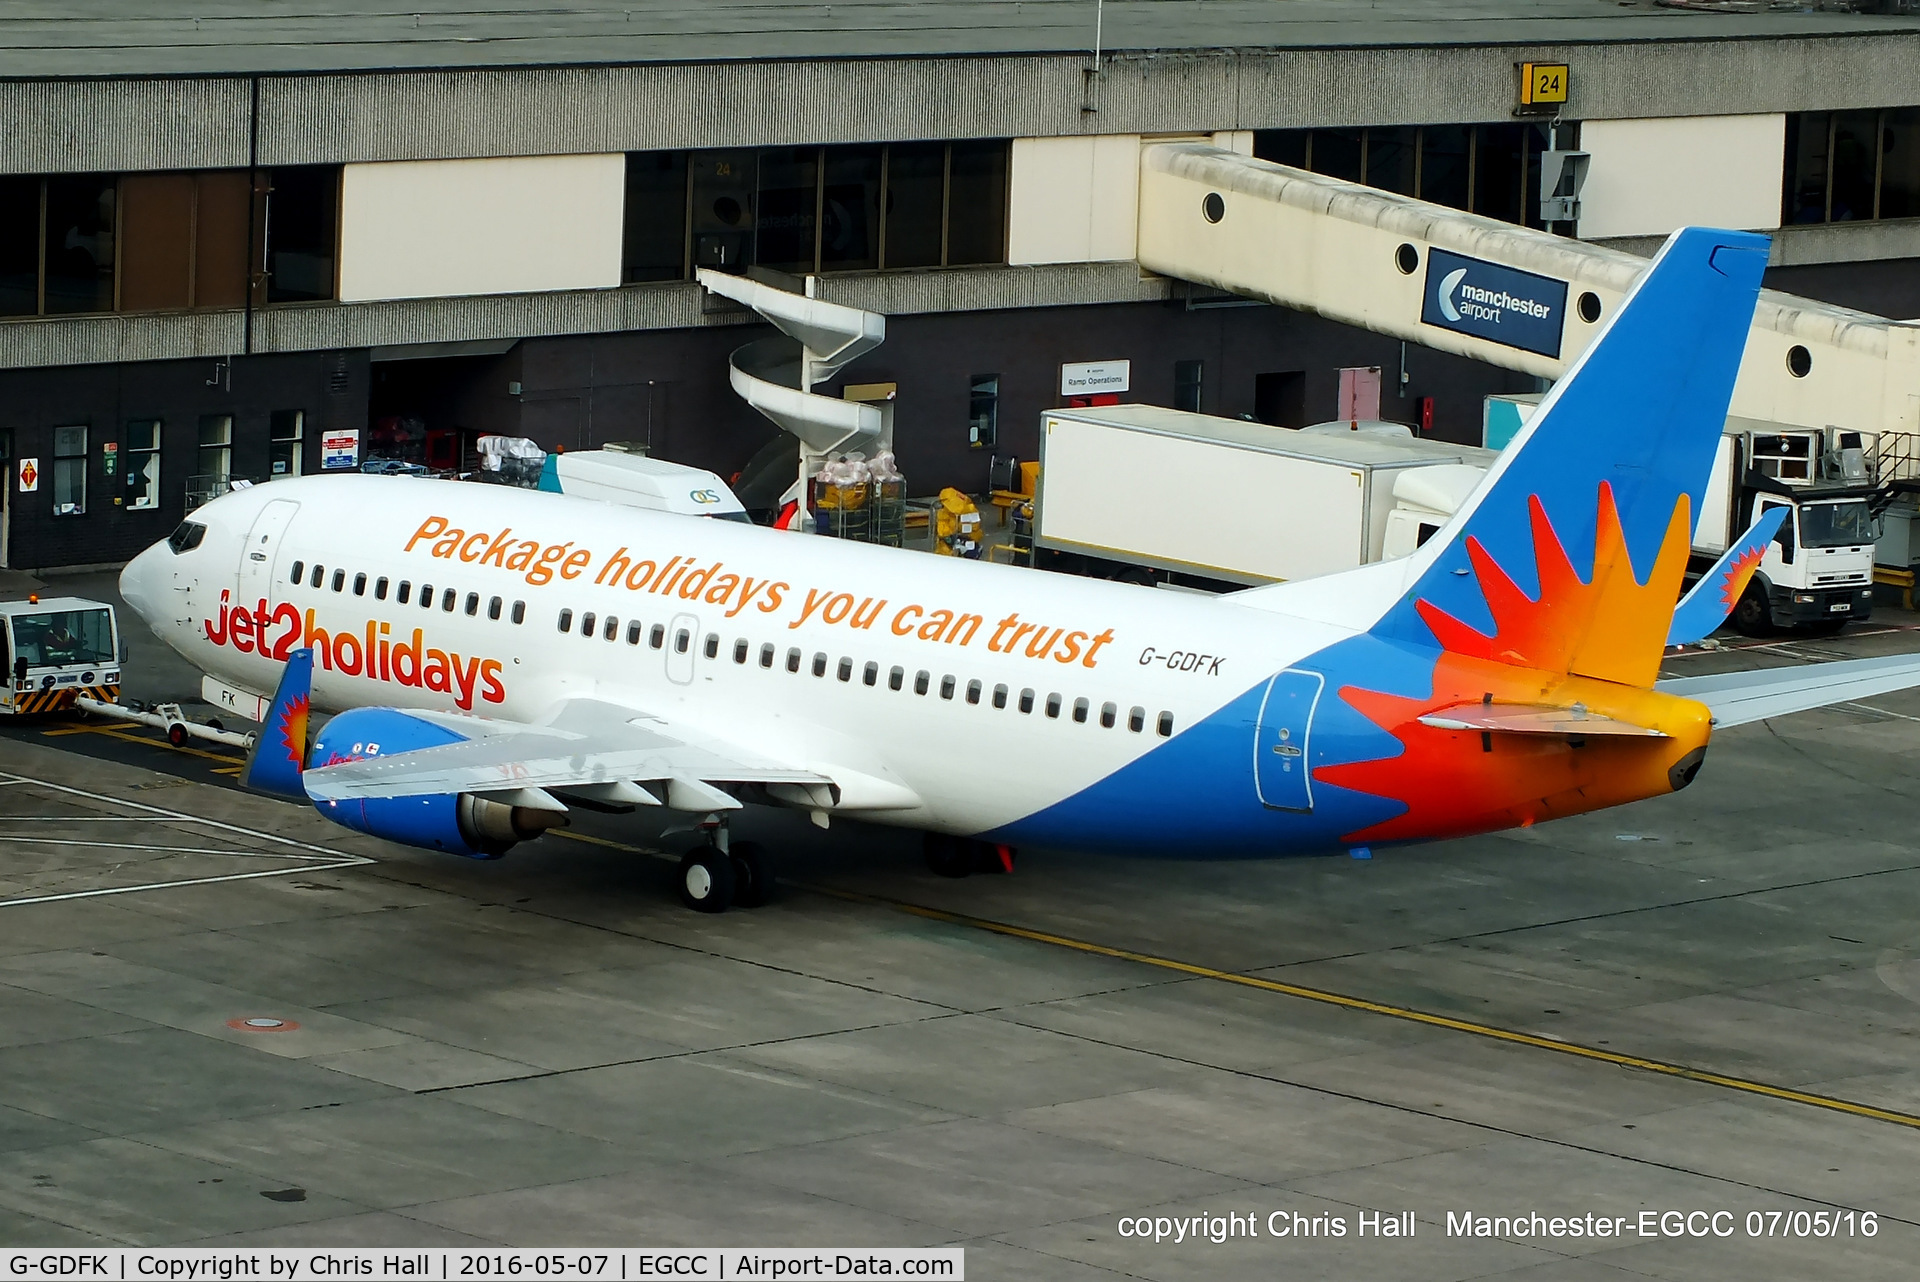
[
  {"left": 734, "top": 639, "right": 749, "bottom": 664},
  {"left": 466, "top": 592, "right": 480, "bottom": 617},
  {"left": 1046, "top": 693, "right": 1062, "bottom": 719},
  {"left": 939, "top": 675, "right": 956, "bottom": 700},
  {"left": 1129, "top": 706, "right": 1145, "bottom": 733},
  {"left": 812, "top": 652, "right": 827, "bottom": 677},
  {"left": 1072, "top": 697, "right": 1089, "bottom": 723},
  {"left": 375, "top": 576, "right": 389, "bottom": 601},
  {"left": 760, "top": 643, "right": 775, "bottom": 668},
  {"left": 1019, "top": 688, "right": 1034, "bottom": 714},
  {"left": 511, "top": 600, "right": 525, "bottom": 624},
  {"left": 914, "top": 670, "right": 930, "bottom": 695},
  {"left": 442, "top": 588, "right": 455, "bottom": 612},
  {"left": 487, "top": 596, "right": 501, "bottom": 620},
  {"left": 651, "top": 624, "right": 666, "bottom": 649},
  {"left": 558, "top": 609, "right": 574, "bottom": 632},
  {"left": 582, "top": 611, "right": 597, "bottom": 635},
  {"left": 629, "top": 621, "right": 644, "bottom": 645},
  {"left": 966, "top": 679, "right": 982, "bottom": 705},
  {"left": 398, "top": 581, "right": 412, "bottom": 605},
  {"left": 704, "top": 633, "right": 719, "bottom": 659},
  {"left": 1100, "top": 701, "right": 1116, "bottom": 729},
  {"left": 889, "top": 665, "right": 904, "bottom": 691},
  {"left": 606, "top": 616, "right": 620, "bottom": 641},
  {"left": 837, "top": 657, "right": 853, "bottom": 682},
  {"left": 331, "top": 570, "right": 345, "bottom": 592},
  {"left": 863, "top": 661, "right": 878, "bottom": 686},
  {"left": 353, "top": 573, "right": 367, "bottom": 596},
  {"left": 787, "top": 647, "right": 802, "bottom": 672},
  {"left": 675, "top": 629, "right": 691, "bottom": 654},
  {"left": 420, "top": 583, "right": 433, "bottom": 607},
  {"left": 993, "top": 683, "right": 1008, "bottom": 709},
  {"left": 1157, "top": 711, "right": 1175, "bottom": 737},
  {"left": 311, "top": 565, "right": 324, "bottom": 589},
  {"left": 289, "top": 561, "right": 304, "bottom": 584}
]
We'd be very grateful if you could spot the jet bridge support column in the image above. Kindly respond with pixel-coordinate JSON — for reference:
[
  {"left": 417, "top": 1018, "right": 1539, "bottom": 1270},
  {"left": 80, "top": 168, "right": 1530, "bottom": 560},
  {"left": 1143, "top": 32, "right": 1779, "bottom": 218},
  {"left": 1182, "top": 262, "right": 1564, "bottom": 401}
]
[
  {"left": 1136, "top": 142, "right": 1919, "bottom": 439},
  {"left": 697, "top": 269, "right": 887, "bottom": 527}
]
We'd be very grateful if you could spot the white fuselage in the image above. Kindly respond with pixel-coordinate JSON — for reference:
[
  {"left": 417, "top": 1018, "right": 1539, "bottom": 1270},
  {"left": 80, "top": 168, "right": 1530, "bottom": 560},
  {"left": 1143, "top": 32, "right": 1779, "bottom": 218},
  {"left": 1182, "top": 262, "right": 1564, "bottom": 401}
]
[{"left": 123, "top": 475, "right": 1351, "bottom": 834}]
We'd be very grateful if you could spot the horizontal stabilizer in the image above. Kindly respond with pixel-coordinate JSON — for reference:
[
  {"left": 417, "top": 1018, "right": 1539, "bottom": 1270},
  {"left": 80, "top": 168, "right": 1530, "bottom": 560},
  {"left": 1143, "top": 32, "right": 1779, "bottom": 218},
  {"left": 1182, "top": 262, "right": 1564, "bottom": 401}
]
[
  {"left": 1418, "top": 702, "right": 1667, "bottom": 737},
  {"left": 1658, "top": 654, "right": 1920, "bottom": 728},
  {"left": 1668, "top": 506, "right": 1785, "bottom": 646}
]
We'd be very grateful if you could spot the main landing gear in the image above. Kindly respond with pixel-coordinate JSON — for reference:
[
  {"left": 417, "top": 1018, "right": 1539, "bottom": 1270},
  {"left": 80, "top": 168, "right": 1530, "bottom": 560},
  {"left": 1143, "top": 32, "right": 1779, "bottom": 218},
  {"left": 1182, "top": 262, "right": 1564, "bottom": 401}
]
[
  {"left": 677, "top": 824, "right": 775, "bottom": 913},
  {"left": 923, "top": 833, "right": 1016, "bottom": 878}
]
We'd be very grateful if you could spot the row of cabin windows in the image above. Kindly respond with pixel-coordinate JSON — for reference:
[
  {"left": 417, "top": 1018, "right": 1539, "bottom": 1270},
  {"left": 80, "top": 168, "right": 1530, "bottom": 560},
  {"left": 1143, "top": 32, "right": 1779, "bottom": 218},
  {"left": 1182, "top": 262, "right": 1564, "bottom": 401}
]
[
  {"left": 556, "top": 606, "right": 1174, "bottom": 737},
  {"left": 289, "top": 560, "right": 526, "bottom": 624}
]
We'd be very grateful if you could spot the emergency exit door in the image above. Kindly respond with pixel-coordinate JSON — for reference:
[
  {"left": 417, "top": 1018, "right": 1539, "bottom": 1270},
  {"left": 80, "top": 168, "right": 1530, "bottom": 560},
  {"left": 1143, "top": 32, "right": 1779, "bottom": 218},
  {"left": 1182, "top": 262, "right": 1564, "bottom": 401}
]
[{"left": 1254, "top": 669, "right": 1323, "bottom": 811}]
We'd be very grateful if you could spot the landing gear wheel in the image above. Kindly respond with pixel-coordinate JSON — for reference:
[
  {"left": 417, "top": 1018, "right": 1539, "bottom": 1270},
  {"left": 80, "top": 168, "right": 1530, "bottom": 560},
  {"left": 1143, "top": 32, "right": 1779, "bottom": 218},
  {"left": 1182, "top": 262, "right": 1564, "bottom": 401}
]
[
  {"left": 924, "top": 833, "right": 973, "bottom": 878},
  {"left": 1730, "top": 584, "right": 1773, "bottom": 637},
  {"left": 678, "top": 848, "right": 737, "bottom": 913},
  {"left": 729, "top": 841, "right": 773, "bottom": 908}
]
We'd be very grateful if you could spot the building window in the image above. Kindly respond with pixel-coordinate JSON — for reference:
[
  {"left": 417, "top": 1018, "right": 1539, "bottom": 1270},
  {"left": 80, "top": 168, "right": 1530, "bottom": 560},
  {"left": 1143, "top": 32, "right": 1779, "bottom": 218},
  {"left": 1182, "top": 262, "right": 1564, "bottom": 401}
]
[
  {"left": 968, "top": 374, "right": 999, "bottom": 450},
  {"left": 123, "top": 419, "right": 161, "bottom": 510},
  {"left": 1254, "top": 123, "right": 1558, "bottom": 228},
  {"left": 42, "top": 176, "right": 116, "bottom": 315},
  {"left": 118, "top": 172, "right": 248, "bottom": 313},
  {"left": 1784, "top": 108, "right": 1920, "bottom": 224},
  {"left": 0, "top": 177, "right": 36, "bottom": 317},
  {"left": 52, "top": 425, "right": 87, "bottom": 515},
  {"left": 1173, "top": 360, "right": 1204, "bottom": 413},
  {"left": 265, "top": 166, "right": 339, "bottom": 302},
  {"left": 625, "top": 140, "right": 1010, "bottom": 282},
  {"left": 196, "top": 414, "right": 233, "bottom": 484},
  {"left": 270, "top": 410, "right": 304, "bottom": 478}
]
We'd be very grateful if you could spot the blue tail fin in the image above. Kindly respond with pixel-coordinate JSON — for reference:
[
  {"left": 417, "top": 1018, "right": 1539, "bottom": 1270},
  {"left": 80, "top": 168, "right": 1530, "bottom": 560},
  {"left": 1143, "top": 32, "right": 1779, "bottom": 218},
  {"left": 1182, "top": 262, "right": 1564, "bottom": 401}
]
[
  {"left": 1374, "top": 227, "right": 1770, "bottom": 688},
  {"left": 240, "top": 648, "right": 313, "bottom": 799}
]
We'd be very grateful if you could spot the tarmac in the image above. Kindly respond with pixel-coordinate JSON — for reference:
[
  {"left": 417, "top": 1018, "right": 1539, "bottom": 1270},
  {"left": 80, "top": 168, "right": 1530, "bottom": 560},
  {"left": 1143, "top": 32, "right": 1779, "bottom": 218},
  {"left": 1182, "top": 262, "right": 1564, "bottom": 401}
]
[{"left": 1, "top": 570, "right": 1919, "bottom": 1277}]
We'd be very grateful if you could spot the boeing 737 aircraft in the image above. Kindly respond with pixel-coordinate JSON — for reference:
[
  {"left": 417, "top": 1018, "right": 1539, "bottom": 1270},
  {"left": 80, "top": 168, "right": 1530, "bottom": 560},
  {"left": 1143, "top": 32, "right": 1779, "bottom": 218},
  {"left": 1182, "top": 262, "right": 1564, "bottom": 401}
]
[{"left": 119, "top": 228, "right": 1920, "bottom": 910}]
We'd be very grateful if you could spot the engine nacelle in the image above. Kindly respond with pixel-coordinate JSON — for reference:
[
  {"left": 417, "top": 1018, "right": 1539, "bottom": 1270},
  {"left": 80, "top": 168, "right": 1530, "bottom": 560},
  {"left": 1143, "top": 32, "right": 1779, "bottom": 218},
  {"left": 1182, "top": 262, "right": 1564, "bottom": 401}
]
[{"left": 308, "top": 706, "right": 564, "bottom": 859}]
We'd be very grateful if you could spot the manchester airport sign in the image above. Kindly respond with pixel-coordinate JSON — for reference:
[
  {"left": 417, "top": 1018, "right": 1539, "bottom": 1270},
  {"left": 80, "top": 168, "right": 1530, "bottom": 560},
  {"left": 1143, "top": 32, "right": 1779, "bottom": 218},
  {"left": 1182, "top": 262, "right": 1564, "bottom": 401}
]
[{"left": 1421, "top": 248, "right": 1568, "bottom": 359}]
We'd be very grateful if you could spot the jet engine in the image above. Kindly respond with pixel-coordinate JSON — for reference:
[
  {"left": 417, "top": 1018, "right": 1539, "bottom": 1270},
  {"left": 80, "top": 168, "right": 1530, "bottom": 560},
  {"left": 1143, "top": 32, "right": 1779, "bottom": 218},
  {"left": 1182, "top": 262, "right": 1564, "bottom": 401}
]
[{"left": 307, "top": 706, "right": 565, "bottom": 859}]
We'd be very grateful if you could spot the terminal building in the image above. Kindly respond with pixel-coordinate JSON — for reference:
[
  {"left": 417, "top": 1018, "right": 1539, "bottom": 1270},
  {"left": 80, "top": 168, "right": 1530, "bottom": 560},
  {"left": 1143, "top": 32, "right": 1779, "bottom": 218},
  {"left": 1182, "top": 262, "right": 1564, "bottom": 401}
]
[{"left": 3, "top": 2, "right": 1920, "bottom": 570}]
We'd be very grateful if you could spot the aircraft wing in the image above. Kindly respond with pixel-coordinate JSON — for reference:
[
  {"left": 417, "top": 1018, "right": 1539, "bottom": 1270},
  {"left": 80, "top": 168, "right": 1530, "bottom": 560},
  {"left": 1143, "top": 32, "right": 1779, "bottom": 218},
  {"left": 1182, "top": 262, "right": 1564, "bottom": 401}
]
[
  {"left": 1657, "top": 654, "right": 1920, "bottom": 729},
  {"left": 301, "top": 697, "right": 916, "bottom": 813},
  {"left": 1667, "top": 507, "right": 1785, "bottom": 646}
]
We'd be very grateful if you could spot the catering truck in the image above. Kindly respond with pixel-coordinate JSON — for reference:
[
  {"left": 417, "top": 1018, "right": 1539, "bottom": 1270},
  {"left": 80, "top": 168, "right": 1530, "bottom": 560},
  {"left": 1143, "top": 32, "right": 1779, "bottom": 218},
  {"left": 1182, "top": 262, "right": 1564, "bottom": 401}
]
[
  {"left": 1698, "top": 419, "right": 1878, "bottom": 634},
  {"left": 0, "top": 595, "right": 122, "bottom": 715},
  {"left": 1032, "top": 404, "right": 1494, "bottom": 588}
]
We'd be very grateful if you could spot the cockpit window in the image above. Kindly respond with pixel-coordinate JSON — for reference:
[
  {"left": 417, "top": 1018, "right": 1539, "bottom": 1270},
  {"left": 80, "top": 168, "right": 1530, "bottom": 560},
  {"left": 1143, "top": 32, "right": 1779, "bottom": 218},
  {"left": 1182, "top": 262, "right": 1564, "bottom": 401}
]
[{"left": 166, "top": 522, "right": 207, "bottom": 553}]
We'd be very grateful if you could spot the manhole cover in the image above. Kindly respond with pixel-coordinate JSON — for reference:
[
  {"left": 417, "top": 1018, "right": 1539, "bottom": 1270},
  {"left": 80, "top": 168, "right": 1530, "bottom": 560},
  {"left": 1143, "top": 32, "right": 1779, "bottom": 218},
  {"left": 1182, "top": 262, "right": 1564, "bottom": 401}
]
[{"left": 226, "top": 1017, "right": 300, "bottom": 1032}]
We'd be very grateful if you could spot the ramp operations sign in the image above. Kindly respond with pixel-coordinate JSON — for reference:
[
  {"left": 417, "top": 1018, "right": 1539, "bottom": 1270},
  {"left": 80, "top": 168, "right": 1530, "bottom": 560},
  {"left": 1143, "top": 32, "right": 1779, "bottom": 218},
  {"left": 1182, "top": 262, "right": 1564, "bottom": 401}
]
[{"left": 1421, "top": 248, "right": 1567, "bottom": 359}]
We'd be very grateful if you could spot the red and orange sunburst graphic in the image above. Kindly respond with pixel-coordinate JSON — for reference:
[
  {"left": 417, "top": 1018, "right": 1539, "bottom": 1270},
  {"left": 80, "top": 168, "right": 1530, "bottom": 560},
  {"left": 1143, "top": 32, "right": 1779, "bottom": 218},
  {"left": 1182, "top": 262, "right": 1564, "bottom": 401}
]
[
  {"left": 275, "top": 693, "right": 310, "bottom": 770},
  {"left": 1317, "top": 483, "right": 1701, "bottom": 843},
  {"left": 1717, "top": 543, "right": 1767, "bottom": 613}
]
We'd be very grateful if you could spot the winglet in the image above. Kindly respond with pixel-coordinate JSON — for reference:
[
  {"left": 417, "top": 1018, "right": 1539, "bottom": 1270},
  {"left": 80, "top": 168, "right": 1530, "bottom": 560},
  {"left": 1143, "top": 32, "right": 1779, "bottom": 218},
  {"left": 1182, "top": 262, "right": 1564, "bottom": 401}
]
[
  {"left": 239, "top": 648, "right": 314, "bottom": 799},
  {"left": 1667, "top": 506, "right": 1786, "bottom": 646}
]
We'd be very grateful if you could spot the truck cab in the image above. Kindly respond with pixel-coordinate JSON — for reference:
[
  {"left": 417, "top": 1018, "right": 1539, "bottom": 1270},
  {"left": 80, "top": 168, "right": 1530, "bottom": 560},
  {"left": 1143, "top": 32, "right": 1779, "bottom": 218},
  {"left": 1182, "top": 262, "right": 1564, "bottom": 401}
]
[
  {"left": 0, "top": 596, "right": 122, "bottom": 715},
  {"left": 1700, "top": 424, "right": 1878, "bottom": 633}
]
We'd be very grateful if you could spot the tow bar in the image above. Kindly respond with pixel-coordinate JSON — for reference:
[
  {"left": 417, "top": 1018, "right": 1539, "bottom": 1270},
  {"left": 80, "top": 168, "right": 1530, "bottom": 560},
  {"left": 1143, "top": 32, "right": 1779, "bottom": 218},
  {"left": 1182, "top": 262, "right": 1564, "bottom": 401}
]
[{"left": 73, "top": 696, "right": 255, "bottom": 750}]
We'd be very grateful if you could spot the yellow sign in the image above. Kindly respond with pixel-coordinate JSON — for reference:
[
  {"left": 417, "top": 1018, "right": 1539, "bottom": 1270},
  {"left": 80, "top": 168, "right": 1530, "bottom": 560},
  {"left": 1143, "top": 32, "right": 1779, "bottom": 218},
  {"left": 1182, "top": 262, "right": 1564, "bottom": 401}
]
[{"left": 1519, "top": 62, "right": 1569, "bottom": 108}]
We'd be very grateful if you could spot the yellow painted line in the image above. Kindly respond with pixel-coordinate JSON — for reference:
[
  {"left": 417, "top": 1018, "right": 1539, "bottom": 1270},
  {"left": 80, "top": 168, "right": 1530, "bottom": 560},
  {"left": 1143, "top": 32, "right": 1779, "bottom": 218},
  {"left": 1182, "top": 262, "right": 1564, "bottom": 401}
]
[
  {"left": 815, "top": 886, "right": 1920, "bottom": 1133},
  {"left": 40, "top": 724, "right": 123, "bottom": 737},
  {"left": 551, "top": 829, "right": 664, "bottom": 856},
  {"left": 210, "top": 766, "right": 244, "bottom": 777}
]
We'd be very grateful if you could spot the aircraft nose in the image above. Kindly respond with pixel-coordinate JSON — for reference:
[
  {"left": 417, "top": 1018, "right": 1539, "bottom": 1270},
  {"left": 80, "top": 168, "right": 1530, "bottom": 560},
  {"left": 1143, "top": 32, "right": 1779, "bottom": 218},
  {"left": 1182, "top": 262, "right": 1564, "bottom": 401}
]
[{"left": 118, "top": 541, "right": 167, "bottom": 624}]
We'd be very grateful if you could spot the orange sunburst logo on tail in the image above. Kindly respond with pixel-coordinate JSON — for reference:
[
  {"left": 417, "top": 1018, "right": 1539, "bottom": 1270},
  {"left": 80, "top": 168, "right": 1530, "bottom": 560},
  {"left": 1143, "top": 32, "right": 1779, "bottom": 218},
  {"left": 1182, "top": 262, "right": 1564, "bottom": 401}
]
[
  {"left": 275, "top": 693, "right": 310, "bottom": 770},
  {"left": 1717, "top": 543, "right": 1767, "bottom": 612},
  {"left": 1317, "top": 483, "right": 1702, "bottom": 843}
]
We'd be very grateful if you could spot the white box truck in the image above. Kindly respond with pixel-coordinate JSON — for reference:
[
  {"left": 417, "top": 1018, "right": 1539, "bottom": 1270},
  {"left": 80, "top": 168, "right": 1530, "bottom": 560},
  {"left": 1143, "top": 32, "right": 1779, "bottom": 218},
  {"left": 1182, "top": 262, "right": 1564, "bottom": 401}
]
[
  {"left": 1696, "top": 418, "right": 1878, "bottom": 633},
  {"left": 1033, "top": 405, "right": 1495, "bottom": 588}
]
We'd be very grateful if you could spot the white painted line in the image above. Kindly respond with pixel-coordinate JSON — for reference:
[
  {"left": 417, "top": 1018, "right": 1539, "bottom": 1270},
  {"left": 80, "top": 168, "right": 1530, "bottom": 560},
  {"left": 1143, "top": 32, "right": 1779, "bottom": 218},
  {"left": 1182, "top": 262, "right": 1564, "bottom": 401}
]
[
  {"left": 0, "top": 771, "right": 372, "bottom": 862},
  {"left": 0, "top": 836, "right": 347, "bottom": 858},
  {"left": 1838, "top": 702, "right": 1920, "bottom": 724},
  {"left": 0, "top": 865, "right": 364, "bottom": 909}
]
